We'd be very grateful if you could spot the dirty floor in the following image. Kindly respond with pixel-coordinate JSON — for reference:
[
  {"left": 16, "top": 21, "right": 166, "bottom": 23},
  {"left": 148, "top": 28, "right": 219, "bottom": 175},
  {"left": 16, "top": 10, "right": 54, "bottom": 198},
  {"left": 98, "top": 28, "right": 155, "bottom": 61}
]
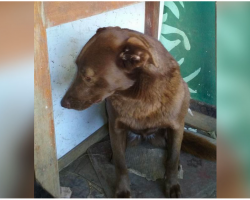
[{"left": 59, "top": 137, "right": 216, "bottom": 198}]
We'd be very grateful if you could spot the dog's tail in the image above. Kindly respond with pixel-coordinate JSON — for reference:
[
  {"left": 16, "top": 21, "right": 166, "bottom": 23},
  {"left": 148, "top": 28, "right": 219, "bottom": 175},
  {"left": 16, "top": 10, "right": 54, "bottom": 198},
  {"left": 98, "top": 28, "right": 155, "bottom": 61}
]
[{"left": 181, "top": 130, "right": 216, "bottom": 161}]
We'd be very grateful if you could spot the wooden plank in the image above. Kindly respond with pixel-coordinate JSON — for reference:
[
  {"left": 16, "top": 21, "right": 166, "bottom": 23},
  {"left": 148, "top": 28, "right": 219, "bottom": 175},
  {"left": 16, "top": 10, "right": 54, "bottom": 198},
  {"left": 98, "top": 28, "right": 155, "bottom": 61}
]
[
  {"left": 43, "top": 1, "right": 139, "bottom": 28},
  {"left": 190, "top": 99, "right": 216, "bottom": 118},
  {"left": 58, "top": 124, "right": 109, "bottom": 171},
  {"left": 145, "top": 1, "right": 160, "bottom": 39},
  {"left": 34, "top": 2, "right": 60, "bottom": 197},
  {"left": 185, "top": 110, "right": 216, "bottom": 133}
]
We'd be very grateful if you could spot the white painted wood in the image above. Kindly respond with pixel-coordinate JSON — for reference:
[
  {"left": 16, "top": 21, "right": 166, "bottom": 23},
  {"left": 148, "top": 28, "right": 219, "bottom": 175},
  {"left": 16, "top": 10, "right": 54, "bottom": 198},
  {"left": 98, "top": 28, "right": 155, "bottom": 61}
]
[{"left": 46, "top": 2, "right": 145, "bottom": 159}]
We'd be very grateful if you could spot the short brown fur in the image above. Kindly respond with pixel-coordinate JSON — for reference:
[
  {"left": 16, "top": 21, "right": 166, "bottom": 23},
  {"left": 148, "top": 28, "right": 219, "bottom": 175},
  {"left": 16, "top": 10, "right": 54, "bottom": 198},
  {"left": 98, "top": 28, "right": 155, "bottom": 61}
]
[{"left": 61, "top": 27, "right": 216, "bottom": 198}]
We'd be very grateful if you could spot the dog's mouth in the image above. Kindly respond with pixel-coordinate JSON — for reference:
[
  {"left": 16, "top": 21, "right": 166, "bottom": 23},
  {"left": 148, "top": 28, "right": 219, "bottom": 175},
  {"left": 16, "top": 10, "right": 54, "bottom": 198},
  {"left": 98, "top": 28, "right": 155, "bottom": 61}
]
[
  {"left": 61, "top": 90, "right": 116, "bottom": 111},
  {"left": 61, "top": 97, "right": 104, "bottom": 111},
  {"left": 75, "top": 99, "right": 103, "bottom": 110}
]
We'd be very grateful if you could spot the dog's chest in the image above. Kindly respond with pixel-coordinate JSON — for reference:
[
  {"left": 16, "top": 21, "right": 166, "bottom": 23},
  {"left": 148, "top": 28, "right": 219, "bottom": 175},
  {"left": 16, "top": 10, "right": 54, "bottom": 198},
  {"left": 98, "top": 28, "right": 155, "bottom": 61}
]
[{"left": 109, "top": 96, "right": 173, "bottom": 130}]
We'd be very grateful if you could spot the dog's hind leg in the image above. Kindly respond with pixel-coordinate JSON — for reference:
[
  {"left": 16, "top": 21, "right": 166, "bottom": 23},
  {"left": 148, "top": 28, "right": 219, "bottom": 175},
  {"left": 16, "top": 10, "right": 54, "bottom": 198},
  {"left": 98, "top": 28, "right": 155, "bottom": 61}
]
[
  {"left": 164, "top": 124, "right": 184, "bottom": 198},
  {"left": 109, "top": 124, "right": 131, "bottom": 198}
]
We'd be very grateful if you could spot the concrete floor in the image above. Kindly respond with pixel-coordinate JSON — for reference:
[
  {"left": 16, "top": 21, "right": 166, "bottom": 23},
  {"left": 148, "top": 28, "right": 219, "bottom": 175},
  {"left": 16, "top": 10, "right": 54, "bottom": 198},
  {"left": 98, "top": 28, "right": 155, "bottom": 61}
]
[{"left": 59, "top": 138, "right": 216, "bottom": 198}]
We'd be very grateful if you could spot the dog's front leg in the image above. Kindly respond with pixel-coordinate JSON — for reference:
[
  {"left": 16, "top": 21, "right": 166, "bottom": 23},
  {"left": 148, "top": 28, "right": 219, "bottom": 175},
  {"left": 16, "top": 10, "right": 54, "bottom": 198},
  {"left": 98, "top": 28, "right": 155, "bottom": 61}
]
[
  {"left": 165, "top": 125, "right": 184, "bottom": 198},
  {"left": 109, "top": 125, "right": 130, "bottom": 198}
]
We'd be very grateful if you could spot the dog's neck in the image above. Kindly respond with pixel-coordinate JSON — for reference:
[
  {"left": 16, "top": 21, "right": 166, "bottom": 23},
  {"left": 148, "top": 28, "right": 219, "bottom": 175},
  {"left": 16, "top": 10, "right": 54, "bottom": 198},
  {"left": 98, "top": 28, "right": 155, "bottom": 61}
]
[{"left": 112, "top": 66, "right": 181, "bottom": 105}]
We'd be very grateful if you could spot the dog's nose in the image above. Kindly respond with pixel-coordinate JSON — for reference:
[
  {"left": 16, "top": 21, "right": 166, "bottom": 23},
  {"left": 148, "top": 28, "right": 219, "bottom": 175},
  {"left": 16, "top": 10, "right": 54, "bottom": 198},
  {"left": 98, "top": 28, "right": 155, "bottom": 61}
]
[{"left": 61, "top": 98, "right": 71, "bottom": 109}]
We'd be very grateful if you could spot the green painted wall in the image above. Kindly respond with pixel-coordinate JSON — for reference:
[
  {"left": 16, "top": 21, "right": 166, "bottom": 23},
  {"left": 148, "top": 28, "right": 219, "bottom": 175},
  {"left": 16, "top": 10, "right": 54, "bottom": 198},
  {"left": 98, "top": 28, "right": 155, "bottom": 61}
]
[{"left": 159, "top": 2, "right": 216, "bottom": 106}]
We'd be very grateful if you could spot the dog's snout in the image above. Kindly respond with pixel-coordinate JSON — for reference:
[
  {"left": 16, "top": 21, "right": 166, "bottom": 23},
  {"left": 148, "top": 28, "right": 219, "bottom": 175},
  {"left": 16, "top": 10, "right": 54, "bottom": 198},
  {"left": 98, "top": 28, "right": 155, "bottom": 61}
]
[{"left": 61, "top": 98, "right": 71, "bottom": 109}]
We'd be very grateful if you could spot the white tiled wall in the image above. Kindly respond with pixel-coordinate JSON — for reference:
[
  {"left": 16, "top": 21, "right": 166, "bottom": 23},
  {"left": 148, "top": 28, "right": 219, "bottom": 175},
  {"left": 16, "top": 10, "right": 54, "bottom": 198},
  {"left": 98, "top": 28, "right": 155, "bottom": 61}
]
[{"left": 46, "top": 2, "right": 145, "bottom": 159}]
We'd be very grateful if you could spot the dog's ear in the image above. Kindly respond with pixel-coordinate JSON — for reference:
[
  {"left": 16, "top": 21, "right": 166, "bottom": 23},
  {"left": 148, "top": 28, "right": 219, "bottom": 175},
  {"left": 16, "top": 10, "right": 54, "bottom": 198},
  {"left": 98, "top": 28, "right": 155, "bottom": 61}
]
[
  {"left": 96, "top": 26, "right": 121, "bottom": 34},
  {"left": 119, "top": 36, "right": 157, "bottom": 69},
  {"left": 96, "top": 27, "right": 106, "bottom": 33}
]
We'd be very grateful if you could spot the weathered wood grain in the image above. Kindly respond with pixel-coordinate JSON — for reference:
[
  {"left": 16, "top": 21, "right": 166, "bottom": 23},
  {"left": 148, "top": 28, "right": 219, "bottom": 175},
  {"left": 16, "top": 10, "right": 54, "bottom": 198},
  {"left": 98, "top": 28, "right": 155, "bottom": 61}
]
[
  {"left": 145, "top": 1, "right": 160, "bottom": 39},
  {"left": 185, "top": 110, "right": 216, "bottom": 133},
  {"left": 43, "top": 1, "right": 139, "bottom": 28},
  {"left": 34, "top": 2, "right": 60, "bottom": 197}
]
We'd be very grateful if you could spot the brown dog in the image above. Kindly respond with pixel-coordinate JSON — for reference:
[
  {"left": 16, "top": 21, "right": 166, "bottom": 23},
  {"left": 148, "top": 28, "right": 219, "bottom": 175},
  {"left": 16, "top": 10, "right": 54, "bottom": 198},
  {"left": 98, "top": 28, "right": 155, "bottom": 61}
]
[{"left": 61, "top": 27, "right": 215, "bottom": 198}]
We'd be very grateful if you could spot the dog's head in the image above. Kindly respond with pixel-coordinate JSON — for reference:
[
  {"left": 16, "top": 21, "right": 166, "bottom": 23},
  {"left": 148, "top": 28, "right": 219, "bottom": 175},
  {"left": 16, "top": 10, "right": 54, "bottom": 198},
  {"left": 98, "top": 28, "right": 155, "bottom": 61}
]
[{"left": 61, "top": 27, "right": 157, "bottom": 110}]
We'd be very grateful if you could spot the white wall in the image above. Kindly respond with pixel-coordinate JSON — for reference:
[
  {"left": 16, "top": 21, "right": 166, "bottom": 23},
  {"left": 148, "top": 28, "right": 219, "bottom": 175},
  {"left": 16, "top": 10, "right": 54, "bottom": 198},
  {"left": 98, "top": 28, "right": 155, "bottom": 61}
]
[{"left": 46, "top": 2, "right": 145, "bottom": 159}]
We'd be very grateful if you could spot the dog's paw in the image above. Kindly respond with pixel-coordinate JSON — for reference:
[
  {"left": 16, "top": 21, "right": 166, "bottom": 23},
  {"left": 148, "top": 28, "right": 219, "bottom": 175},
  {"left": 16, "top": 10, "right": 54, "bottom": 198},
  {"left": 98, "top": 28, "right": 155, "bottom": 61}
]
[
  {"left": 115, "top": 176, "right": 131, "bottom": 198},
  {"left": 115, "top": 190, "right": 131, "bottom": 198},
  {"left": 165, "top": 183, "right": 181, "bottom": 198}
]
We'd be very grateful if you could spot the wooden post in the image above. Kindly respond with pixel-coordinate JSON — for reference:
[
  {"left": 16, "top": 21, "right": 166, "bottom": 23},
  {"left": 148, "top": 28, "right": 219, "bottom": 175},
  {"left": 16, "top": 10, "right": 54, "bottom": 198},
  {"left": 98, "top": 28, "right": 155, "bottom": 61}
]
[
  {"left": 34, "top": 2, "right": 60, "bottom": 197},
  {"left": 145, "top": 1, "right": 160, "bottom": 39}
]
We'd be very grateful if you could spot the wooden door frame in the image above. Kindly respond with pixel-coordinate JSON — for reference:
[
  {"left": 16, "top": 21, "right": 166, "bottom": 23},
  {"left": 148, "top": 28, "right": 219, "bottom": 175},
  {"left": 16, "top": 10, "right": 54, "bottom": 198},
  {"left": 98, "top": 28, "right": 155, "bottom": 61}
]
[{"left": 34, "top": 1, "right": 151, "bottom": 197}]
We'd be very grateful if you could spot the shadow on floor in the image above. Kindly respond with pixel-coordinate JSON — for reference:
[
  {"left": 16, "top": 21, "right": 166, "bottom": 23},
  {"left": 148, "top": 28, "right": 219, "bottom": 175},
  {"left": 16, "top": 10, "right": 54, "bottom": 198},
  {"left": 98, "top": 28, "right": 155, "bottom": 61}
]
[{"left": 59, "top": 138, "right": 216, "bottom": 198}]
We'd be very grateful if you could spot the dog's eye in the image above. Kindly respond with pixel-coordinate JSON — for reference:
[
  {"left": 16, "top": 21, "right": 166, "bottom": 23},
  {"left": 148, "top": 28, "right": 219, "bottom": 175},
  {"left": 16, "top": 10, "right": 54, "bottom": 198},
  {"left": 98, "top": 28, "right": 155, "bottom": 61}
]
[{"left": 85, "top": 76, "right": 91, "bottom": 82}]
